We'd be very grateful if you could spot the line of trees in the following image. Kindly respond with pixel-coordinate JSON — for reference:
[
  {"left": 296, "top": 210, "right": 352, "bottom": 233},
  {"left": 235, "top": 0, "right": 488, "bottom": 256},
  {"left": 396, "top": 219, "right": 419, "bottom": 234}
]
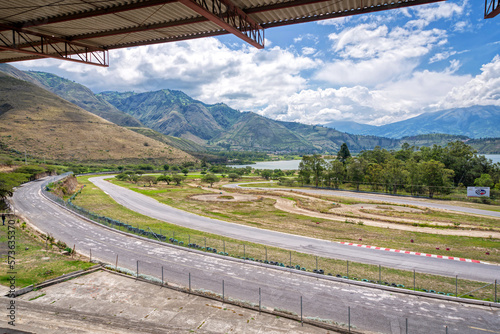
[{"left": 297, "top": 141, "right": 500, "bottom": 198}]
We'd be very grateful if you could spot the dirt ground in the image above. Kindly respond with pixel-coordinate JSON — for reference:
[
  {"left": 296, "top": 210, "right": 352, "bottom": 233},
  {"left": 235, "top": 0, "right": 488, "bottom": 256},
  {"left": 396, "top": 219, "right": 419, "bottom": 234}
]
[{"left": 194, "top": 184, "right": 500, "bottom": 239}]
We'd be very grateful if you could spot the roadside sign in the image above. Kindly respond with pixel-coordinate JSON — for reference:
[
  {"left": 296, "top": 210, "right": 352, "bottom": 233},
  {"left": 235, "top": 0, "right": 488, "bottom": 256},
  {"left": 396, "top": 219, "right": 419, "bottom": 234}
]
[{"left": 467, "top": 187, "right": 490, "bottom": 197}]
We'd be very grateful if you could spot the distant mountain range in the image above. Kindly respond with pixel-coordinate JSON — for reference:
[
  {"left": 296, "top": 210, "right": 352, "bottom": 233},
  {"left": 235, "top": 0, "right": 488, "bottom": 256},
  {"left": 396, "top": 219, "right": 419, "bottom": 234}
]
[
  {"left": 98, "top": 90, "right": 398, "bottom": 153},
  {"left": 1, "top": 64, "right": 500, "bottom": 155},
  {"left": 324, "top": 105, "right": 500, "bottom": 139}
]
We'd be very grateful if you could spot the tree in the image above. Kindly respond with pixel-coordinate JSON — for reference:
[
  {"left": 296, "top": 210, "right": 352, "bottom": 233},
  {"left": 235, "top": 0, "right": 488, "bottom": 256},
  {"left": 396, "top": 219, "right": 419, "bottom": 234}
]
[
  {"left": 228, "top": 173, "right": 239, "bottom": 182},
  {"left": 163, "top": 164, "right": 170, "bottom": 172},
  {"left": 140, "top": 175, "right": 157, "bottom": 186},
  {"left": 157, "top": 175, "right": 172, "bottom": 185},
  {"left": 347, "top": 157, "right": 367, "bottom": 191},
  {"left": 115, "top": 173, "right": 129, "bottom": 181},
  {"left": 420, "top": 160, "right": 454, "bottom": 198},
  {"left": 181, "top": 168, "right": 189, "bottom": 176},
  {"left": 474, "top": 174, "right": 494, "bottom": 187},
  {"left": 300, "top": 155, "right": 325, "bottom": 187},
  {"left": 337, "top": 143, "right": 351, "bottom": 163},
  {"left": 261, "top": 170, "right": 273, "bottom": 180},
  {"left": 172, "top": 174, "right": 185, "bottom": 185},
  {"left": 202, "top": 173, "right": 219, "bottom": 187},
  {"left": 382, "top": 158, "right": 407, "bottom": 194},
  {"left": 324, "top": 160, "right": 345, "bottom": 188},
  {"left": 366, "top": 163, "right": 383, "bottom": 191}
]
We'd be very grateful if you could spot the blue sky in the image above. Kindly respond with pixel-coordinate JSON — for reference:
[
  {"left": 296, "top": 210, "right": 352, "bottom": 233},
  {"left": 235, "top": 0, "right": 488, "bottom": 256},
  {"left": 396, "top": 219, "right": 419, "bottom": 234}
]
[{"left": 11, "top": 0, "right": 500, "bottom": 126}]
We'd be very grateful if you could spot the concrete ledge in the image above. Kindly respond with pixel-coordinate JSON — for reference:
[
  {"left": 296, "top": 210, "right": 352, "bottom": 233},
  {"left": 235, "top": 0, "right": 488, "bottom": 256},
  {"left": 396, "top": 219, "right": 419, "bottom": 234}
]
[{"left": 101, "top": 267, "right": 362, "bottom": 334}]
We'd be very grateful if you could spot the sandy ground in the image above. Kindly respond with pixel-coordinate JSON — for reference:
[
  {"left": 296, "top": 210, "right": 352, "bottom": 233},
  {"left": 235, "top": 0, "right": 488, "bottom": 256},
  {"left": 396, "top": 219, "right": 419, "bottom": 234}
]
[{"left": 192, "top": 184, "right": 500, "bottom": 238}]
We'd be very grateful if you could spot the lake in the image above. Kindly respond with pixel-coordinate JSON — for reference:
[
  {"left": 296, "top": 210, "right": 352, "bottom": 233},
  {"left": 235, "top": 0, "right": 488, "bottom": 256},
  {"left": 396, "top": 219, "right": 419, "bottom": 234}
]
[{"left": 227, "top": 154, "right": 500, "bottom": 170}]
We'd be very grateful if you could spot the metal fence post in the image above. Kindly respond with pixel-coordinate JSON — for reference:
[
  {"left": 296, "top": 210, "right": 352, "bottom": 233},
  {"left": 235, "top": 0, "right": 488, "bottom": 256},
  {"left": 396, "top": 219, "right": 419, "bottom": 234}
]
[
  {"left": 413, "top": 269, "right": 416, "bottom": 291},
  {"left": 348, "top": 306, "right": 351, "bottom": 333},
  {"left": 289, "top": 251, "right": 292, "bottom": 266},
  {"left": 347, "top": 260, "right": 349, "bottom": 279},
  {"left": 189, "top": 273, "right": 191, "bottom": 294},
  {"left": 379, "top": 264, "right": 381, "bottom": 284},
  {"left": 161, "top": 266, "right": 164, "bottom": 285},
  {"left": 495, "top": 279, "right": 497, "bottom": 303},
  {"left": 259, "top": 287, "right": 261, "bottom": 314},
  {"left": 223, "top": 240, "right": 225, "bottom": 253},
  {"left": 445, "top": 325, "right": 448, "bottom": 334},
  {"left": 316, "top": 256, "right": 318, "bottom": 270},
  {"left": 222, "top": 280, "right": 225, "bottom": 303},
  {"left": 244, "top": 244, "right": 246, "bottom": 259},
  {"left": 116, "top": 254, "right": 118, "bottom": 269},
  {"left": 189, "top": 234, "right": 190, "bottom": 244},
  {"left": 406, "top": 318, "right": 408, "bottom": 334},
  {"left": 456, "top": 275, "right": 458, "bottom": 298},
  {"left": 204, "top": 237, "right": 206, "bottom": 249},
  {"left": 90, "top": 248, "right": 92, "bottom": 262},
  {"left": 300, "top": 296, "right": 303, "bottom": 326},
  {"left": 265, "top": 247, "right": 267, "bottom": 261},
  {"left": 136, "top": 260, "right": 139, "bottom": 277}
]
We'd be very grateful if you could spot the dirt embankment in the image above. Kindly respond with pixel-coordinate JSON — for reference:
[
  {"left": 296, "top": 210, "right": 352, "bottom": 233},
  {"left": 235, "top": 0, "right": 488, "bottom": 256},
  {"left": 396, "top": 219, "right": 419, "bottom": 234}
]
[{"left": 51, "top": 175, "right": 79, "bottom": 198}]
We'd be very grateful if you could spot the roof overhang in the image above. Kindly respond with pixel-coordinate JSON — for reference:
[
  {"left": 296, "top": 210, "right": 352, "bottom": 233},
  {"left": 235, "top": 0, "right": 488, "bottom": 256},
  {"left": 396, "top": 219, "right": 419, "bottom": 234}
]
[{"left": 0, "top": 0, "right": 447, "bottom": 66}]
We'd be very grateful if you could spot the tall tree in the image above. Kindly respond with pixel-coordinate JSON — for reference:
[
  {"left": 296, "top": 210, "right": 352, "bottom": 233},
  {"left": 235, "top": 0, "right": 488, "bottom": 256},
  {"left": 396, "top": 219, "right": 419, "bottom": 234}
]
[
  {"left": 337, "top": 143, "right": 351, "bottom": 163},
  {"left": 347, "top": 157, "right": 367, "bottom": 191},
  {"left": 300, "top": 155, "right": 325, "bottom": 187},
  {"left": 420, "top": 160, "right": 454, "bottom": 198}
]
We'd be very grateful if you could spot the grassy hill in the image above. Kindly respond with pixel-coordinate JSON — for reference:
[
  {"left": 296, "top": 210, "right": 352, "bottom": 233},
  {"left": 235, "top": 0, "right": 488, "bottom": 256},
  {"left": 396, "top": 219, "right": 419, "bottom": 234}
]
[
  {"left": 0, "top": 64, "right": 142, "bottom": 127},
  {"left": 0, "top": 73, "right": 195, "bottom": 164}
]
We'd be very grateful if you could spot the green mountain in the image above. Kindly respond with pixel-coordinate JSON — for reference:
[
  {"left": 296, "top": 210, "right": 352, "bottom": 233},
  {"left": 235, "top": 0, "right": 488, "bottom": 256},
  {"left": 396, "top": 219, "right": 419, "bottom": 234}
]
[
  {"left": 100, "top": 89, "right": 402, "bottom": 153},
  {"left": 99, "top": 90, "right": 241, "bottom": 144},
  {"left": 0, "top": 64, "right": 142, "bottom": 127}
]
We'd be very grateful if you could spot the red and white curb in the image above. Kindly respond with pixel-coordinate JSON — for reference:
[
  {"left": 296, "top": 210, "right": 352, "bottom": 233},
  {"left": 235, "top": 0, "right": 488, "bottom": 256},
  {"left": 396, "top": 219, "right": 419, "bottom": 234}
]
[{"left": 338, "top": 242, "right": 488, "bottom": 264}]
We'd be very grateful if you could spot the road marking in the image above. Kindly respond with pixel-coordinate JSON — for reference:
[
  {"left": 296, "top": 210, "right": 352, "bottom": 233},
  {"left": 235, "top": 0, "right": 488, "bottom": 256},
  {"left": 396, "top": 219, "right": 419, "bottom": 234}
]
[{"left": 469, "top": 326, "right": 500, "bottom": 333}]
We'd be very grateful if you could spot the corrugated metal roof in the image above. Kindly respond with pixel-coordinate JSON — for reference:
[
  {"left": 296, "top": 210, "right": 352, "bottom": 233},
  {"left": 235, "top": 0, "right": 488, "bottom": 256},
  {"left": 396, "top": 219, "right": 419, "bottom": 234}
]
[{"left": 0, "top": 0, "right": 445, "bottom": 65}]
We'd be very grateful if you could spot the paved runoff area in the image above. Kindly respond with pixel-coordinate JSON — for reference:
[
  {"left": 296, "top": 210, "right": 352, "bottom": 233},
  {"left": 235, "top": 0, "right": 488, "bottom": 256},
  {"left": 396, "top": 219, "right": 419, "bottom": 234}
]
[{"left": 3, "top": 270, "right": 341, "bottom": 334}]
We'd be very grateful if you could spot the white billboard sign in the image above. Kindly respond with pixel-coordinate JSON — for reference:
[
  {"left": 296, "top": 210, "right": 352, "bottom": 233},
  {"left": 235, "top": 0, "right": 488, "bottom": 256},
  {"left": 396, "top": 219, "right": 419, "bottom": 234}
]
[{"left": 467, "top": 187, "right": 490, "bottom": 197}]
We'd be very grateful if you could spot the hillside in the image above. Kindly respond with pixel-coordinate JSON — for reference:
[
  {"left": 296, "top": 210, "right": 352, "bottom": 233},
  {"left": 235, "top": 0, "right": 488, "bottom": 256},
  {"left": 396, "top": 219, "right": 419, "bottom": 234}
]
[
  {"left": 0, "top": 64, "right": 142, "bottom": 127},
  {"left": 127, "top": 127, "right": 209, "bottom": 152},
  {"left": 100, "top": 89, "right": 401, "bottom": 153},
  {"left": 324, "top": 105, "right": 500, "bottom": 139},
  {"left": 99, "top": 90, "right": 241, "bottom": 144},
  {"left": 0, "top": 73, "right": 195, "bottom": 164}
]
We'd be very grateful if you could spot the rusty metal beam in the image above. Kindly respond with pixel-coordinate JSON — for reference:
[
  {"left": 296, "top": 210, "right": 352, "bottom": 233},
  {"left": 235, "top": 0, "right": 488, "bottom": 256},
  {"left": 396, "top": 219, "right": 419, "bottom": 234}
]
[
  {"left": 0, "top": 26, "right": 108, "bottom": 67},
  {"left": 177, "top": 0, "right": 264, "bottom": 48},
  {"left": 5, "top": 0, "right": 177, "bottom": 30},
  {"left": 485, "top": 0, "right": 500, "bottom": 18}
]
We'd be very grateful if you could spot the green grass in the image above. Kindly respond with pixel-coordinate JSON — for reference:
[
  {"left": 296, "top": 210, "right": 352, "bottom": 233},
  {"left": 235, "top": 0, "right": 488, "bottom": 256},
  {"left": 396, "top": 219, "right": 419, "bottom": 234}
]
[
  {"left": 69, "top": 175, "right": 500, "bottom": 302},
  {"left": 0, "top": 220, "right": 94, "bottom": 288}
]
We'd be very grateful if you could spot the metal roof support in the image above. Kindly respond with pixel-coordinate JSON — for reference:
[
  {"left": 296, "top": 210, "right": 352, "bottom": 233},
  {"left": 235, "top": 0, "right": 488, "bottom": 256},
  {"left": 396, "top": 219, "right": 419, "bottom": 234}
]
[
  {"left": 0, "top": 27, "right": 108, "bottom": 67},
  {"left": 177, "top": 0, "right": 264, "bottom": 48},
  {"left": 485, "top": 0, "right": 500, "bottom": 18}
]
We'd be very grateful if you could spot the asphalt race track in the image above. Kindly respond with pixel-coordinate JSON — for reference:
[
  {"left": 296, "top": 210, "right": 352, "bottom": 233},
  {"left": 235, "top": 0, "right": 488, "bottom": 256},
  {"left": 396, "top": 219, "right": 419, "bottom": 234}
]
[
  {"left": 89, "top": 175, "right": 500, "bottom": 282},
  {"left": 10, "top": 176, "right": 500, "bottom": 334}
]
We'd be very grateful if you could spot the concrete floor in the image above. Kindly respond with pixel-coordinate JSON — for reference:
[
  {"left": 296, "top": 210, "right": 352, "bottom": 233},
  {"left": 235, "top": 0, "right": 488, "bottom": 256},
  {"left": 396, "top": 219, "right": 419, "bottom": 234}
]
[{"left": 7, "top": 270, "right": 342, "bottom": 334}]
